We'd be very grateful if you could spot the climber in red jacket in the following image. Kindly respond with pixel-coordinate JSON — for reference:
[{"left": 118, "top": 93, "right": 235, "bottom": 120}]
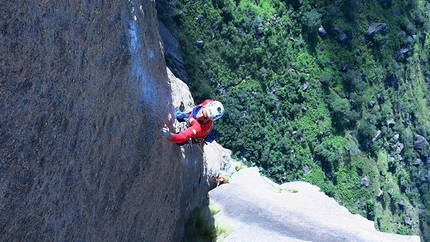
[{"left": 160, "top": 99, "right": 224, "bottom": 144}]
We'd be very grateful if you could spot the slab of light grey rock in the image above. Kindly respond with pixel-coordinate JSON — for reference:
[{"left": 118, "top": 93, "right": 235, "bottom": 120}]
[{"left": 209, "top": 167, "right": 420, "bottom": 242}]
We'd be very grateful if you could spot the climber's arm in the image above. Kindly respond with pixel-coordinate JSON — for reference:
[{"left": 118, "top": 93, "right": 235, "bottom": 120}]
[
  {"left": 170, "top": 118, "right": 202, "bottom": 143},
  {"left": 160, "top": 124, "right": 174, "bottom": 140}
]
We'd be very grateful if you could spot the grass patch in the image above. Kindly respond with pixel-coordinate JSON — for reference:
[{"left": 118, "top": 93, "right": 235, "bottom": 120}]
[
  {"left": 184, "top": 207, "right": 216, "bottom": 241},
  {"left": 209, "top": 203, "right": 222, "bottom": 215},
  {"left": 277, "top": 187, "right": 299, "bottom": 193},
  {"left": 239, "top": 0, "right": 278, "bottom": 16},
  {"left": 234, "top": 161, "right": 247, "bottom": 171},
  {"left": 185, "top": 204, "right": 233, "bottom": 241},
  {"left": 215, "top": 220, "right": 233, "bottom": 242}
]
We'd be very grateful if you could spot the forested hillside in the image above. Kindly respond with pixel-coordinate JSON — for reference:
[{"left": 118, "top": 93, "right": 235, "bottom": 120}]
[{"left": 165, "top": 0, "right": 430, "bottom": 239}]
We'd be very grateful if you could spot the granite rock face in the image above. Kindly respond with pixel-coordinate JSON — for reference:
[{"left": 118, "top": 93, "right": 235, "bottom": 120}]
[
  {"left": 0, "top": 1, "right": 208, "bottom": 241},
  {"left": 156, "top": 0, "right": 189, "bottom": 83},
  {"left": 210, "top": 168, "right": 421, "bottom": 242}
]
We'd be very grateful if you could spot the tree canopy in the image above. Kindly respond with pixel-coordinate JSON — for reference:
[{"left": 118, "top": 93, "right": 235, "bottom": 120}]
[{"left": 168, "top": 0, "right": 430, "bottom": 239}]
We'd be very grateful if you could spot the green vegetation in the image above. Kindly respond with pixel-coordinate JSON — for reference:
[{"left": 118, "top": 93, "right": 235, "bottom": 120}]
[
  {"left": 184, "top": 206, "right": 217, "bottom": 241},
  {"left": 278, "top": 187, "right": 299, "bottom": 193},
  {"left": 214, "top": 220, "right": 233, "bottom": 242},
  {"left": 234, "top": 161, "right": 247, "bottom": 171},
  {"left": 167, "top": 0, "right": 430, "bottom": 240},
  {"left": 184, "top": 204, "right": 233, "bottom": 241},
  {"left": 209, "top": 203, "right": 222, "bottom": 215}
]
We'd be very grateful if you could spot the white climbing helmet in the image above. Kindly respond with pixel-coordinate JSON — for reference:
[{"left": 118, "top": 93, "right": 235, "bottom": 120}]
[{"left": 206, "top": 101, "right": 224, "bottom": 121}]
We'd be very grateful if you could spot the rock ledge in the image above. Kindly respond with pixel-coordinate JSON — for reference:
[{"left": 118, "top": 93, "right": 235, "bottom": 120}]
[{"left": 210, "top": 167, "right": 420, "bottom": 242}]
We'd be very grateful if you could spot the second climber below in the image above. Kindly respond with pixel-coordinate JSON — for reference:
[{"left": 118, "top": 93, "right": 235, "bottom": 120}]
[{"left": 160, "top": 99, "right": 224, "bottom": 145}]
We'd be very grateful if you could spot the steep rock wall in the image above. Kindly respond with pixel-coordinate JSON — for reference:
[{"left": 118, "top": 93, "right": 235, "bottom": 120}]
[
  {"left": 156, "top": 0, "right": 189, "bottom": 82},
  {"left": 0, "top": 1, "right": 207, "bottom": 241}
]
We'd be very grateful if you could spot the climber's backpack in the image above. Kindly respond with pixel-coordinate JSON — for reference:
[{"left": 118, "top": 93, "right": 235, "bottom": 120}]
[{"left": 205, "top": 128, "right": 218, "bottom": 143}]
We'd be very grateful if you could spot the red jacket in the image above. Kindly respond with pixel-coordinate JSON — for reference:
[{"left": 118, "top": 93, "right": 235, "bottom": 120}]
[{"left": 171, "top": 99, "right": 214, "bottom": 144}]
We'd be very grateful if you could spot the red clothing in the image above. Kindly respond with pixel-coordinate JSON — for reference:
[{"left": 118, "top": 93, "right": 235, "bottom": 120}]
[{"left": 171, "top": 99, "right": 214, "bottom": 144}]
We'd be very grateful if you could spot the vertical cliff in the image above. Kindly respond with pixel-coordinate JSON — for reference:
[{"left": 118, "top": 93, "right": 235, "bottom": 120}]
[{"left": 0, "top": 1, "right": 208, "bottom": 241}]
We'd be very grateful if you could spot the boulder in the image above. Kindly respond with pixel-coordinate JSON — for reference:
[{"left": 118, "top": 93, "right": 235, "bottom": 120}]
[
  {"left": 404, "top": 217, "right": 412, "bottom": 226},
  {"left": 318, "top": 25, "right": 327, "bottom": 36},
  {"left": 414, "top": 135, "right": 429, "bottom": 156},
  {"left": 388, "top": 188, "right": 395, "bottom": 196},
  {"left": 256, "top": 23, "right": 264, "bottom": 35},
  {"left": 339, "top": 64, "right": 348, "bottom": 72},
  {"left": 368, "top": 23, "right": 389, "bottom": 37},
  {"left": 398, "top": 48, "right": 411, "bottom": 54},
  {"left": 406, "top": 24, "right": 417, "bottom": 35},
  {"left": 413, "top": 159, "right": 421, "bottom": 166},
  {"left": 361, "top": 175, "right": 370, "bottom": 187},
  {"left": 356, "top": 48, "right": 362, "bottom": 56},
  {"left": 377, "top": 93, "right": 385, "bottom": 103},
  {"left": 387, "top": 118, "right": 396, "bottom": 127},
  {"left": 326, "top": 170, "right": 335, "bottom": 177},
  {"left": 396, "top": 48, "right": 411, "bottom": 61},
  {"left": 406, "top": 113, "right": 413, "bottom": 122},
  {"left": 338, "top": 32, "right": 352, "bottom": 43},
  {"left": 302, "top": 81, "right": 310, "bottom": 91},
  {"left": 386, "top": 75, "right": 398, "bottom": 89},
  {"left": 396, "top": 143, "right": 405, "bottom": 154},
  {"left": 194, "top": 40, "right": 205, "bottom": 48},
  {"left": 372, "top": 130, "right": 383, "bottom": 142},
  {"left": 420, "top": 169, "right": 430, "bottom": 182},
  {"left": 303, "top": 164, "right": 311, "bottom": 174},
  {"left": 393, "top": 7, "right": 402, "bottom": 16},
  {"left": 393, "top": 133, "right": 400, "bottom": 141}
]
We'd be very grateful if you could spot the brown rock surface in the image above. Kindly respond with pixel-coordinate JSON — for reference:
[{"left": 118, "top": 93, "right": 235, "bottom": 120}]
[{"left": 0, "top": 1, "right": 208, "bottom": 241}]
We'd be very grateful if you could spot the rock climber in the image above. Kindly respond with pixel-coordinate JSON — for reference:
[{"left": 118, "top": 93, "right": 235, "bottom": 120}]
[{"left": 160, "top": 99, "right": 224, "bottom": 144}]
